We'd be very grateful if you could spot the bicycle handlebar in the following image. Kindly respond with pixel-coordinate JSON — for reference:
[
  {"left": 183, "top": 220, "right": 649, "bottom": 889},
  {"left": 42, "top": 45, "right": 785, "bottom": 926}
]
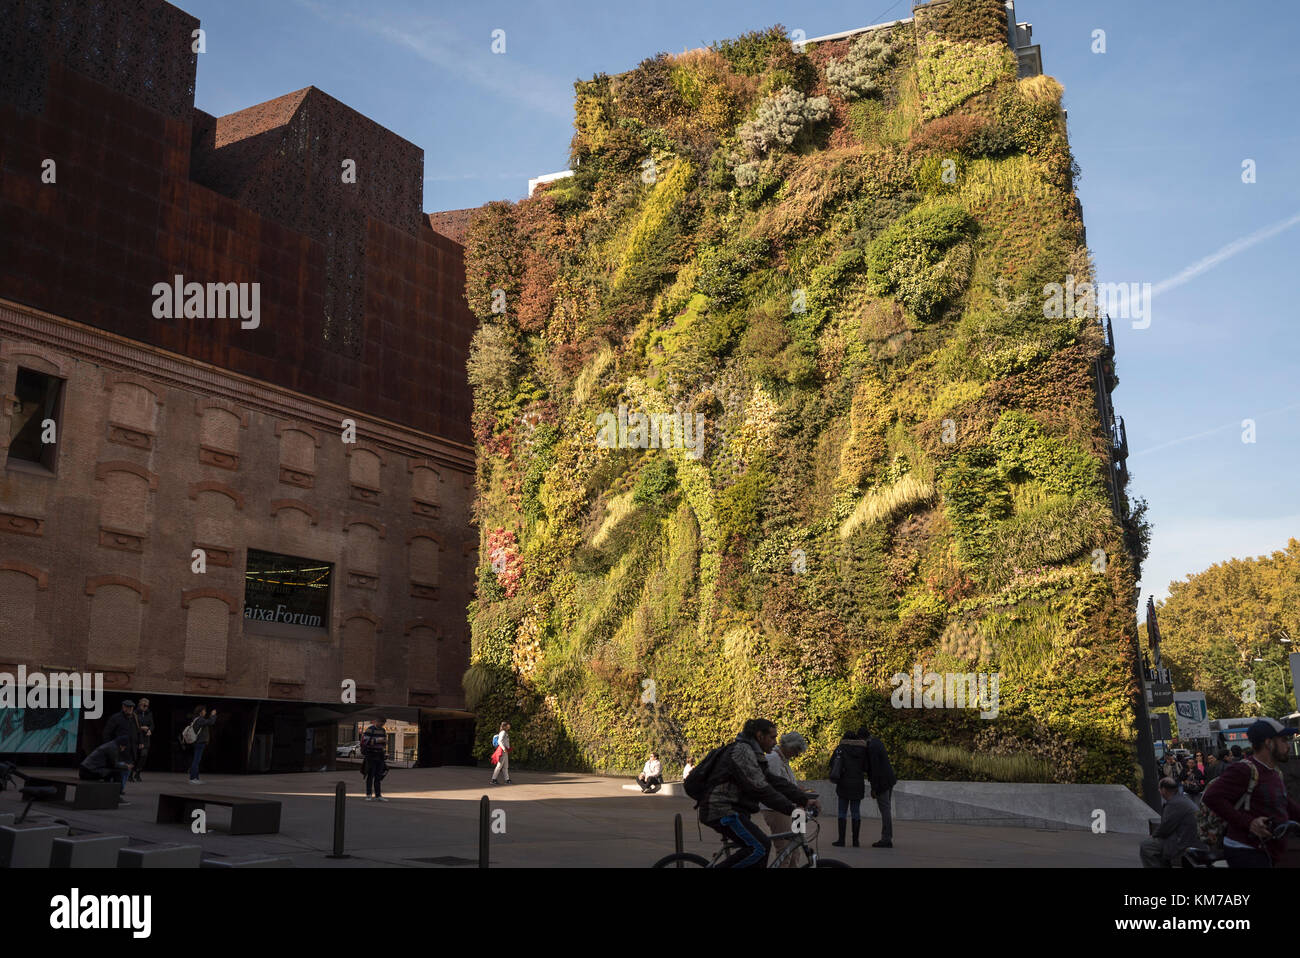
[{"left": 1269, "top": 819, "right": 1300, "bottom": 840}]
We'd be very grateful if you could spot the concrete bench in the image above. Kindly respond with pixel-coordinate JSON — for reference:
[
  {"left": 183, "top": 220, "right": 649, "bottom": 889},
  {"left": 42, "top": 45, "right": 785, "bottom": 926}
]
[
  {"left": 157, "top": 792, "right": 281, "bottom": 835},
  {"left": 0, "top": 823, "right": 69, "bottom": 867},
  {"left": 621, "top": 780, "right": 685, "bottom": 796},
  {"left": 117, "top": 844, "right": 203, "bottom": 868},
  {"left": 24, "top": 774, "right": 120, "bottom": 810},
  {"left": 51, "top": 834, "right": 130, "bottom": 868},
  {"left": 201, "top": 855, "right": 293, "bottom": 868}
]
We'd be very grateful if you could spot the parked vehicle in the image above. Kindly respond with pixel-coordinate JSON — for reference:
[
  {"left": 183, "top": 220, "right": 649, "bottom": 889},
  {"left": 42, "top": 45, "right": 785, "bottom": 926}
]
[{"left": 336, "top": 741, "right": 360, "bottom": 758}]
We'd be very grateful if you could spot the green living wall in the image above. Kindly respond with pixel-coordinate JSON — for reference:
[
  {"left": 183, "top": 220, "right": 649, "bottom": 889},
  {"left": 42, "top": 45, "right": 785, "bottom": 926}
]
[{"left": 462, "top": 0, "right": 1149, "bottom": 788}]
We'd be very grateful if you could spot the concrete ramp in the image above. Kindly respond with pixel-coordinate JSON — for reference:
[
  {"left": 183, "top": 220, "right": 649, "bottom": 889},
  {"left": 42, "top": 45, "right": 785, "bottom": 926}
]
[{"left": 796, "top": 780, "right": 1156, "bottom": 835}]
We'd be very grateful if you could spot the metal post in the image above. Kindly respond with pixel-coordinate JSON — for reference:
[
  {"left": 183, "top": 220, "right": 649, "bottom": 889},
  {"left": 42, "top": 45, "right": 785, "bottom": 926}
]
[
  {"left": 674, "top": 812, "right": 686, "bottom": 867},
  {"left": 479, "top": 794, "right": 490, "bottom": 868},
  {"left": 326, "top": 780, "right": 349, "bottom": 858}
]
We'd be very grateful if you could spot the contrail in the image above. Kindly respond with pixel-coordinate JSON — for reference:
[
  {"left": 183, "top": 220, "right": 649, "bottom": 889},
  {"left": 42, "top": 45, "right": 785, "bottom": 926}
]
[
  {"left": 1151, "top": 210, "right": 1300, "bottom": 298},
  {"left": 1131, "top": 399, "right": 1300, "bottom": 457}
]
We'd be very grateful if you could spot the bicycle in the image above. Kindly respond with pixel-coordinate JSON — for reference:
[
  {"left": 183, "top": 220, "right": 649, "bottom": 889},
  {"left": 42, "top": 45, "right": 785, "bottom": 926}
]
[
  {"left": 1183, "top": 820, "right": 1300, "bottom": 867},
  {"left": 0, "top": 761, "right": 59, "bottom": 824},
  {"left": 652, "top": 803, "right": 850, "bottom": 868}
]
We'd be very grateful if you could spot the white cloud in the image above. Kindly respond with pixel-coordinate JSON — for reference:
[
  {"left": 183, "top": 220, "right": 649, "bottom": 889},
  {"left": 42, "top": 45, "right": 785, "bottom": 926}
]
[
  {"left": 292, "top": 0, "right": 573, "bottom": 119},
  {"left": 1151, "top": 209, "right": 1300, "bottom": 299}
]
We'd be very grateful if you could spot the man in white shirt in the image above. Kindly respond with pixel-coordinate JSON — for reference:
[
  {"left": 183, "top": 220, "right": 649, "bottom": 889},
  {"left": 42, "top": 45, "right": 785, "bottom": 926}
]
[
  {"left": 763, "top": 732, "right": 809, "bottom": 867},
  {"left": 638, "top": 751, "right": 663, "bottom": 792}
]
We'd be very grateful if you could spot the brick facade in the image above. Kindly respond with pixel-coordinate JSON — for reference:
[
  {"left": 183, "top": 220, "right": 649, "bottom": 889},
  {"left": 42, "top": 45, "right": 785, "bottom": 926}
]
[{"left": 0, "top": 0, "right": 479, "bottom": 727}]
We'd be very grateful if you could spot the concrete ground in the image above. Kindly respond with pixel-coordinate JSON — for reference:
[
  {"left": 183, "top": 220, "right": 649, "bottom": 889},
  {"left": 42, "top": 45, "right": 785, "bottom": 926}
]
[{"left": 5, "top": 765, "right": 1143, "bottom": 867}]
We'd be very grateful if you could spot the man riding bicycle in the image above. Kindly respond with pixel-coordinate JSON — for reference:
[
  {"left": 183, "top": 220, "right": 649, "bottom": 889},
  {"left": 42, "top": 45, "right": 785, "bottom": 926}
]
[
  {"left": 698, "top": 718, "right": 819, "bottom": 868},
  {"left": 1202, "top": 717, "right": 1300, "bottom": 867}
]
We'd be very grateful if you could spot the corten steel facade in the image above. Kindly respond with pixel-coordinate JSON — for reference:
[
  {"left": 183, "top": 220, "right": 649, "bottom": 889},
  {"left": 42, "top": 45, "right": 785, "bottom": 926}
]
[{"left": 0, "top": 0, "right": 478, "bottom": 769}]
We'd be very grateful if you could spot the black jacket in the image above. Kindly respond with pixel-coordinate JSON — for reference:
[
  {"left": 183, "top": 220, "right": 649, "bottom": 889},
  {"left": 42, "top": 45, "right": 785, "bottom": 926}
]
[
  {"left": 134, "top": 709, "right": 155, "bottom": 744},
  {"left": 81, "top": 741, "right": 129, "bottom": 774},
  {"left": 699, "top": 734, "right": 808, "bottom": 822},
  {"left": 865, "top": 736, "right": 897, "bottom": 793},
  {"left": 187, "top": 714, "right": 216, "bottom": 744},
  {"left": 832, "top": 736, "right": 870, "bottom": 800},
  {"left": 103, "top": 712, "right": 138, "bottom": 761},
  {"left": 1153, "top": 792, "right": 1201, "bottom": 861}
]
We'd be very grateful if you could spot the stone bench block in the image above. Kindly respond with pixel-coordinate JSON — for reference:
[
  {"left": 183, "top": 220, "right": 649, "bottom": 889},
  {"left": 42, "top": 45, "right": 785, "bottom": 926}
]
[
  {"left": 50, "top": 834, "right": 130, "bottom": 868},
  {"left": 116, "top": 844, "right": 203, "bottom": 868},
  {"left": 0, "top": 823, "right": 69, "bottom": 868}
]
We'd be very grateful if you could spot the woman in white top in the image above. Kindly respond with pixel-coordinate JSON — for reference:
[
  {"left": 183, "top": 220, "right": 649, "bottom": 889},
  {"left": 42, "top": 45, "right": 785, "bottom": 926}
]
[{"left": 762, "top": 731, "right": 808, "bottom": 867}]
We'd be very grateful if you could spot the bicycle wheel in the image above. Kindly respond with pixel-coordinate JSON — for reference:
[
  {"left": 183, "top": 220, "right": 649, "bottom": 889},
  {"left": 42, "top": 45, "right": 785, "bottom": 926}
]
[
  {"left": 813, "top": 857, "right": 851, "bottom": 868},
  {"left": 652, "top": 852, "right": 711, "bottom": 868}
]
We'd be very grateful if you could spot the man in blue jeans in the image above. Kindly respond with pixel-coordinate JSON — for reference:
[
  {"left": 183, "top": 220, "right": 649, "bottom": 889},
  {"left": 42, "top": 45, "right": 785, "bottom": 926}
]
[
  {"left": 80, "top": 736, "right": 133, "bottom": 804},
  {"left": 186, "top": 706, "right": 217, "bottom": 784},
  {"left": 697, "top": 718, "right": 819, "bottom": 867},
  {"left": 862, "top": 726, "right": 898, "bottom": 848}
]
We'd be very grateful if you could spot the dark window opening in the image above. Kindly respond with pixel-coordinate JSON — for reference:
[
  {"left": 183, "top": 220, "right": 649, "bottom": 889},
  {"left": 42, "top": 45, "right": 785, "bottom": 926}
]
[
  {"left": 244, "top": 549, "right": 332, "bottom": 630},
  {"left": 7, "top": 368, "right": 64, "bottom": 471}
]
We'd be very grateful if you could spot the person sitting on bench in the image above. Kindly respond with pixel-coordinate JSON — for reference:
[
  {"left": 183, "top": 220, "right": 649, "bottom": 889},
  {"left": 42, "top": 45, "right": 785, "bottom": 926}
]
[
  {"left": 638, "top": 751, "right": 663, "bottom": 792},
  {"left": 79, "top": 735, "right": 133, "bottom": 803}
]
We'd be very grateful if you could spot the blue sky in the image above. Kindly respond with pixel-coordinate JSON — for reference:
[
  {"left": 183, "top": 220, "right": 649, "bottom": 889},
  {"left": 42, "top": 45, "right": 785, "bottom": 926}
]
[{"left": 180, "top": 0, "right": 1300, "bottom": 613}]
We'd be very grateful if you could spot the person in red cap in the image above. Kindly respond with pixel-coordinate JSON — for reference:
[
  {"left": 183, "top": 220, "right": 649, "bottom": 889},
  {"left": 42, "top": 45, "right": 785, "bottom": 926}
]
[{"left": 1202, "top": 717, "right": 1300, "bottom": 867}]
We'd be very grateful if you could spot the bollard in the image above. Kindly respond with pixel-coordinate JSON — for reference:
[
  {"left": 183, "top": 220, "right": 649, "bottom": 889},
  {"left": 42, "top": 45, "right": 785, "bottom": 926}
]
[
  {"left": 326, "top": 781, "right": 349, "bottom": 859},
  {"left": 479, "top": 794, "right": 490, "bottom": 868},
  {"left": 674, "top": 812, "right": 683, "bottom": 856}
]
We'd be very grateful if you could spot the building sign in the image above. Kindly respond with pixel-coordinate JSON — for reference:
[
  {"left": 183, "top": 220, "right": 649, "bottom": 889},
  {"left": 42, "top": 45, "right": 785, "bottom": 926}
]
[
  {"left": 1173, "top": 691, "right": 1210, "bottom": 739},
  {"left": 244, "top": 550, "right": 332, "bottom": 628},
  {"left": 1147, "top": 683, "right": 1173, "bottom": 708}
]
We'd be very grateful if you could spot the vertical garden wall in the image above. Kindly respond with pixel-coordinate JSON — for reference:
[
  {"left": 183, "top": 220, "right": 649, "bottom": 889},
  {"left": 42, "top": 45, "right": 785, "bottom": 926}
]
[{"left": 462, "top": 0, "right": 1149, "bottom": 787}]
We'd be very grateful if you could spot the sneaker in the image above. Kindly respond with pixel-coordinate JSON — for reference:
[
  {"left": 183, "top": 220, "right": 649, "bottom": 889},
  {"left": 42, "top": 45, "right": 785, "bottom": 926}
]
[
  {"left": 188, "top": 779, "right": 202, "bottom": 785},
  {"left": 376, "top": 796, "right": 390, "bottom": 802},
  {"left": 504, "top": 780, "right": 513, "bottom": 785},
  {"left": 872, "top": 839, "right": 893, "bottom": 848},
  {"left": 365, "top": 796, "right": 375, "bottom": 802},
  {"left": 118, "top": 800, "right": 132, "bottom": 807},
  {"left": 490, "top": 779, "right": 499, "bottom": 785}
]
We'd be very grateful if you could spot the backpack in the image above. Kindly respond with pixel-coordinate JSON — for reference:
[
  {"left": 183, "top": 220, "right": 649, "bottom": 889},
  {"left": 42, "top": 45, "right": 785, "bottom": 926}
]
[
  {"left": 683, "top": 744, "right": 733, "bottom": 804},
  {"left": 179, "top": 721, "right": 198, "bottom": 746},
  {"left": 1196, "top": 760, "right": 1259, "bottom": 848},
  {"left": 492, "top": 733, "right": 500, "bottom": 747},
  {"left": 829, "top": 746, "right": 844, "bottom": 784}
]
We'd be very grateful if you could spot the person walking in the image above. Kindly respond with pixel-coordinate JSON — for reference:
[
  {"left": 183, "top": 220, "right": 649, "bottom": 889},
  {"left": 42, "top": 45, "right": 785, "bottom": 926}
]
[
  {"left": 1202, "top": 717, "right": 1300, "bottom": 867},
  {"left": 862, "top": 726, "right": 898, "bottom": 848},
  {"left": 763, "top": 731, "right": 809, "bottom": 867},
  {"left": 185, "top": 705, "right": 216, "bottom": 785},
  {"left": 1139, "top": 776, "right": 1201, "bottom": 866},
  {"left": 131, "top": 697, "right": 155, "bottom": 782},
  {"left": 102, "top": 700, "right": 139, "bottom": 770},
  {"left": 829, "top": 727, "right": 869, "bottom": 848},
  {"left": 361, "top": 716, "right": 389, "bottom": 801},
  {"left": 490, "top": 721, "right": 512, "bottom": 785},
  {"left": 80, "top": 735, "right": 133, "bottom": 803}
]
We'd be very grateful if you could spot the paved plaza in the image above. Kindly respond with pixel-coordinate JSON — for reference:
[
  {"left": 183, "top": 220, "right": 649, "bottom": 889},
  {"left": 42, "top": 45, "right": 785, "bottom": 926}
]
[{"left": 5, "top": 765, "right": 1144, "bottom": 867}]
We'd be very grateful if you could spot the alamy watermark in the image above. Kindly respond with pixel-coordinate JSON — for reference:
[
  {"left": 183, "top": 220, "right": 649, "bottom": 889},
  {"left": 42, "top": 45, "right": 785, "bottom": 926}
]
[
  {"left": 595, "top": 404, "right": 705, "bottom": 460},
  {"left": 1043, "top": 274, "right": 1152, "bottom": 329},
  {"left": 152, "top": 275, "right": 260, "bottom": 329},
  {"left": 0, "top": 667, "right": 104, "bottom": 719},
  {"left": 890, "top": 667, "right": 1000, "bottom": 719}
]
